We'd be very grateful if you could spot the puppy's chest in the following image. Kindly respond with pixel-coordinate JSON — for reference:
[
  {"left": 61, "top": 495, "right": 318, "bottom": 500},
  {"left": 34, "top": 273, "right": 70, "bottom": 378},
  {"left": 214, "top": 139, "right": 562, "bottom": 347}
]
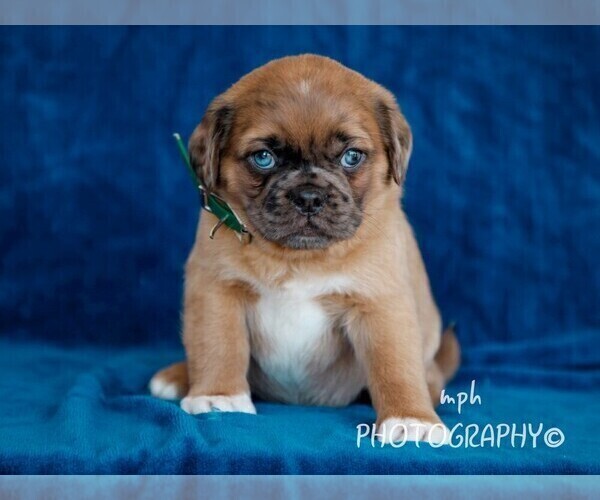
[{"left": 247, "top": 276, "right": 352, "bottom": 386}]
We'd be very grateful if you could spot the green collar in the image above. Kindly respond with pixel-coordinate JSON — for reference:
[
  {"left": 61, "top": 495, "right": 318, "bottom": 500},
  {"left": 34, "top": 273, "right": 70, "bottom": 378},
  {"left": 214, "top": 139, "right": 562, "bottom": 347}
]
[{"left": 174, "top": 133, "right": 252, "bottom": 243}]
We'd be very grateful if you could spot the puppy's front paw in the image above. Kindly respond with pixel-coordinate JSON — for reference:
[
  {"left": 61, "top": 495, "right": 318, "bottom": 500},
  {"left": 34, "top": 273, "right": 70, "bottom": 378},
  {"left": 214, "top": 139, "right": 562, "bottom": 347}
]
[
  {"left": 377, "top": 417, "right": 450, "bottom": 445},
  {"left": 180, "top": 393, "right": 257, "bottom": 415}
]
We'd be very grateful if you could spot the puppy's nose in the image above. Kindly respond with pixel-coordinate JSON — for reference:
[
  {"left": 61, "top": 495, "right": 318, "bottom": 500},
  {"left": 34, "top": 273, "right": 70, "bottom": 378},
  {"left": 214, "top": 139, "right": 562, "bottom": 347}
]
[{"left": 289, "top": 185, "right": 326, "bottom": 215}]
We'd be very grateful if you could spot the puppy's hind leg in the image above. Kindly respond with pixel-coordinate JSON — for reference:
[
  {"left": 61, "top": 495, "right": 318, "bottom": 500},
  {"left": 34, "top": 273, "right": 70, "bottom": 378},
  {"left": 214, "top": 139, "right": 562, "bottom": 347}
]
[
  {"left": 149, "top": 361, "right": 189, "bottom": 400},
  {"left": 428, "top": 325, "right": 461, "bottom": 406}
]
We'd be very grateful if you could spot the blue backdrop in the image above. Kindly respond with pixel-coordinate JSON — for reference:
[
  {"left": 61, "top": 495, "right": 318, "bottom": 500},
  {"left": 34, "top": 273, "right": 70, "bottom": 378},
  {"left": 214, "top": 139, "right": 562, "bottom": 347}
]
[{"left": 0, "top": 26, "right": 599, "bottom": 474}]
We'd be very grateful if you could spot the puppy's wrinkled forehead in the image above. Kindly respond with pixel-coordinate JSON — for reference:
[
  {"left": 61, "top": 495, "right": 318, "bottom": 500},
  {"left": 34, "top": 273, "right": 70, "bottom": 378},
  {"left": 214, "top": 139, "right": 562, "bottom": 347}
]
[{"left": 229, "top": 66, "right": 378, "bottom": 158}]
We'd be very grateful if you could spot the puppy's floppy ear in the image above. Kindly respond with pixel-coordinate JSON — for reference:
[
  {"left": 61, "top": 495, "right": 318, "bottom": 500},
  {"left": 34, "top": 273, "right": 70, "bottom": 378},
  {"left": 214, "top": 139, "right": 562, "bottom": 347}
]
[
  {"left": 188, "top": 97, "right": 234, "bottom": 191},
  {"left": 375, "top": 92, "right": 413, "bottom": 185}
]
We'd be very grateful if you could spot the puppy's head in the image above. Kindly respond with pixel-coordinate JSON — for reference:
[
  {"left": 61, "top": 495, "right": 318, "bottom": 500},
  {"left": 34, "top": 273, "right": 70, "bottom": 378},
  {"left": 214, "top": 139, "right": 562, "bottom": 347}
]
[{"left": 189, "top": 54, "right": 412, "bottom": 250}]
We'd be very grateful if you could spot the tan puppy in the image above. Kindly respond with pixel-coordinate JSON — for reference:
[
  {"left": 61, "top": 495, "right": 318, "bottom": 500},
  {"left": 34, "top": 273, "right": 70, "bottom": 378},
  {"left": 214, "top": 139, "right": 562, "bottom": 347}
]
[{"left": 150, "top": 55, "right": 459, "bottom": 444}]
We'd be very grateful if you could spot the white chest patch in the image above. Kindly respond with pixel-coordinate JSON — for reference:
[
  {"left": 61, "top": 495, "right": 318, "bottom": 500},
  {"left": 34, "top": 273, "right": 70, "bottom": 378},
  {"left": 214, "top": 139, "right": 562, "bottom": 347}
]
[{"left": 248, "top": 275, "right": 352, "bottom": 390}]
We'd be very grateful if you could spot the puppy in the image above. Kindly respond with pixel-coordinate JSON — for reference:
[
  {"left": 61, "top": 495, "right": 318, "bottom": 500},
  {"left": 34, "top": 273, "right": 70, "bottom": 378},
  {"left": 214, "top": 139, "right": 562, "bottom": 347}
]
[{"left": 150, "top": 54, "right": 460, "bottom": 444}]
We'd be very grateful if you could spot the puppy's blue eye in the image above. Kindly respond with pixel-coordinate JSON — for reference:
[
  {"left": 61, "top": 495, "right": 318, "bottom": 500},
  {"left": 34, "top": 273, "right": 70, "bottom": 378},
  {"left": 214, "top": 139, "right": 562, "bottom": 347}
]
[
  {"left": 341, "top": 149, "right": 364, "bottom": 169},
  {"left": 251, "top": 150, "right": 276, "bottom": 170}
]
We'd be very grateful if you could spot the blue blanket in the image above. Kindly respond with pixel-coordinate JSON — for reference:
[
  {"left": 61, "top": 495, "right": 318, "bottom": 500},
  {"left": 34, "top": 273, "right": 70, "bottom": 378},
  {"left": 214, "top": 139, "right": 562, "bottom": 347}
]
[{"left": 0, "top": 26, "right": 599, "bottom": 474}]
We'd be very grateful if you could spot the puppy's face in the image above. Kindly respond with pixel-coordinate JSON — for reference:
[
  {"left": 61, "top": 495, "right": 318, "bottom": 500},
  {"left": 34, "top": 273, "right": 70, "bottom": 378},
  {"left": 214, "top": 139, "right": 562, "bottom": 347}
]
[{"left": 189, "top": 55, "right": 412, "bottom": 250}]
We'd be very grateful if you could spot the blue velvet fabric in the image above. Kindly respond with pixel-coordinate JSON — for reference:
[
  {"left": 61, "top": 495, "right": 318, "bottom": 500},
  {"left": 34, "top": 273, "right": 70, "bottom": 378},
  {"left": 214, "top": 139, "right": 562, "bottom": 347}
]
[{"left": 0, "top": 26, "right": 599, "bottom": 474}]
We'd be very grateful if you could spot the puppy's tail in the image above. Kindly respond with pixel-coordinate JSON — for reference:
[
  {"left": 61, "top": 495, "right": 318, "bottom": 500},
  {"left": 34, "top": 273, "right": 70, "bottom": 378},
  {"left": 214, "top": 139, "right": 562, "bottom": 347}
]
[{"left": 435, "top": 322, "right": 461, "bottom": 382}]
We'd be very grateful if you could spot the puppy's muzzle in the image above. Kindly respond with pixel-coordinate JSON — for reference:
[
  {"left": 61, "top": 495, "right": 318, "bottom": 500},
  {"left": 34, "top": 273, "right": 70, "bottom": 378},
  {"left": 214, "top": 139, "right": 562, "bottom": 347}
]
[{"left": 288, "top": 184, "right": 327, "bottom": 216}]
